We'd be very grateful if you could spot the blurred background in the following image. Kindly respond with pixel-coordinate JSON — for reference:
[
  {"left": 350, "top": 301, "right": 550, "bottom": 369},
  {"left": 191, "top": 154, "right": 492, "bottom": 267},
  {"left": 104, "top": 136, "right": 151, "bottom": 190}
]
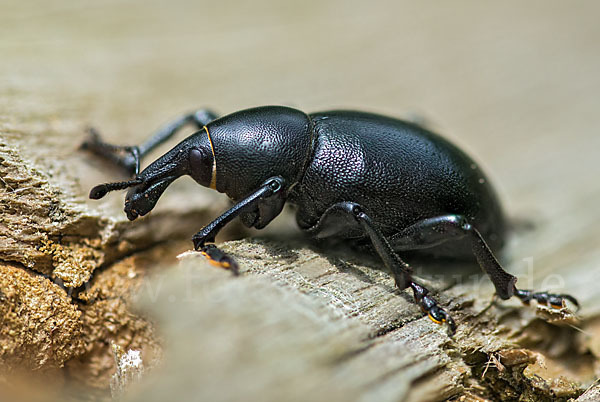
[
  {"left": 2, "top": 0, "right": 600, "bottom": 400},
  {"left": 2, "top": 0, "right": 599, "bottom": 215},
  {"left": 4, "top": 0, "right": 600, "bottom": 283}
]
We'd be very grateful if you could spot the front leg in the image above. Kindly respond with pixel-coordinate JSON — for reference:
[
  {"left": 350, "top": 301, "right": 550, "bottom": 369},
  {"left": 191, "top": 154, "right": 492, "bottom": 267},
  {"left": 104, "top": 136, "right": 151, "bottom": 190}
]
[{"left": 192, "top": 177, "right": 286, "bottom": 270}]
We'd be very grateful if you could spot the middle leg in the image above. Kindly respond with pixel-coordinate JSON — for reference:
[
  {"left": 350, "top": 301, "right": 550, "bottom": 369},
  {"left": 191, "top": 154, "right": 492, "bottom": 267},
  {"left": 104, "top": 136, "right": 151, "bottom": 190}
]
[{"left": 306, "top": 202, "right": 457, "bottom": 334}]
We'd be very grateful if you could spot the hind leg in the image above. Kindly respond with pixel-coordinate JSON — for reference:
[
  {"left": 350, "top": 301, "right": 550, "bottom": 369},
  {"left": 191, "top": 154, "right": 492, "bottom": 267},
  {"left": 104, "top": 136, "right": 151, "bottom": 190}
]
[{"left": 389, "top": 215, "right": 579, "bottom": 309}]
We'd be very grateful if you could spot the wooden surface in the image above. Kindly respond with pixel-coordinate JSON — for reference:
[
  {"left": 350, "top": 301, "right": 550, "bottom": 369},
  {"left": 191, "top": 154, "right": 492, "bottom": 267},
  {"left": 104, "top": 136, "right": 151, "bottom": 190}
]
[{"left": 1, "top": 1, "right": 600, "bottom": 401}]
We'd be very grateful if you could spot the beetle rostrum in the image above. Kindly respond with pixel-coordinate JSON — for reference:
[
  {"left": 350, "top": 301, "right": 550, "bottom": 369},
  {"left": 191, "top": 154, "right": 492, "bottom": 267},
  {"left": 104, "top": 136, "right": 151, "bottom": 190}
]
[{"left": 83, "top": 105, "right": 579, "bottom": 335}]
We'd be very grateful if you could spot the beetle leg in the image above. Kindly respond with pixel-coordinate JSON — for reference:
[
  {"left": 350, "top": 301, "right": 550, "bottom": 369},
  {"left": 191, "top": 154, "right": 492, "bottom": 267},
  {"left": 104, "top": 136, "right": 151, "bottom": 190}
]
[
  {"left": 192, "top": 176, "right": 286, "bottom": 253},
  {"left": 411, "top": 281, "right": 457, "bottom": 334},
  {"left": 389, "top": 214, "right": 579, "bottom": 310},
  {"left": 513, "top": 289, "right": 580, "bottom": 310},
  {"left": 199, "top": 244, "right": 240, "bottom": 275},
  {"left": 81, "top": 109, "right": 219, "bottom": 175},
  {"left": 306, "top": 202, "right": 457, "bottom": 335},
  {"left": 389, "top": 215, "right": 516, "bottom": 299}
]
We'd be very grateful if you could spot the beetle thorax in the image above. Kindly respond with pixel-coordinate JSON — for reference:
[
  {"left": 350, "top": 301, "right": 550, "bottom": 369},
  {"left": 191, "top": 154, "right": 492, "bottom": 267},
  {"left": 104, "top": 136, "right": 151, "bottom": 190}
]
[{"left": 205, "top": 106, "right": 314, "bottom": 200}]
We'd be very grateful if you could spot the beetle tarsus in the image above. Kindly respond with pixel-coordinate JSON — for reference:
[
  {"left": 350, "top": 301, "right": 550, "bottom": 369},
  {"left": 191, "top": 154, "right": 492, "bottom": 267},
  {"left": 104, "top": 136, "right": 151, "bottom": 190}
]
[
  {"left": 514, "top": 288, "right": 580, "bottom": 311},
  {"left": 411, "top": 282, "right": 457, "bottom": 335},
  {"left": 200, "top": 244, "right": 240, "bottom": 275}
]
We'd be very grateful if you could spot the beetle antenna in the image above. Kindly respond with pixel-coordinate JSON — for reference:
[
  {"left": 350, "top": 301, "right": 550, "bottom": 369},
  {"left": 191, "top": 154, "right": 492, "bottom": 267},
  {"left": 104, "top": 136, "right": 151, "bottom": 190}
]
[{"left": 89, "top": 178, "right": 144, "bottom": 199}]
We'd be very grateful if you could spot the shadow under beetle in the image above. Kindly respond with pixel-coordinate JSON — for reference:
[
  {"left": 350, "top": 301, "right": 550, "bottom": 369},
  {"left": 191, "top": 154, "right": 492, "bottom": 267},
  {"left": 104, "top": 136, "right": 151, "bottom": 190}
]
[{"left": 83, "top": 106, "right": 579, "bottom": 334}]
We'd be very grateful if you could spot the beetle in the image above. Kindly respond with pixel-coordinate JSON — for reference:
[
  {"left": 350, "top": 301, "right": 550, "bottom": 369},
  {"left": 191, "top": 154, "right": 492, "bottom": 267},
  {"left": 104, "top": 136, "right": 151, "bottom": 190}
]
[{"left": 83, "top": 105, "right": 578, "bottom": 334}]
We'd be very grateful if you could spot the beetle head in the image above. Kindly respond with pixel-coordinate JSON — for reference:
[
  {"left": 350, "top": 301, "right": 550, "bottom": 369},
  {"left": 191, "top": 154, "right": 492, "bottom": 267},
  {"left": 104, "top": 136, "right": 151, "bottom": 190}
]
[
  {"left": 123, "top": 175, "right": 175, "bottom": 221},
  {"left": 90, "top": 132, "right": 214, "bottom": 221}
]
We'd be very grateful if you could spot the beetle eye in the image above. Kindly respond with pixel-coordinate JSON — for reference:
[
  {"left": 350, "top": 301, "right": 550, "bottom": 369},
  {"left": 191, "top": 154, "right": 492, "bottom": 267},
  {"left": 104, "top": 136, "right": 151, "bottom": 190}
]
[{"left": 189, "top": 147, "right": 213, "bottom": 187}]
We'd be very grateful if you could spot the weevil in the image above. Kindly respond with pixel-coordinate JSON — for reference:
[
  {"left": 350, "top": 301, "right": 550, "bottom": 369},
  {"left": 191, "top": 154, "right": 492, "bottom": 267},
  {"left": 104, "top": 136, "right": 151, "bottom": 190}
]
[{"left": 83, "top": 106, "right": 579, "bottom": 334}]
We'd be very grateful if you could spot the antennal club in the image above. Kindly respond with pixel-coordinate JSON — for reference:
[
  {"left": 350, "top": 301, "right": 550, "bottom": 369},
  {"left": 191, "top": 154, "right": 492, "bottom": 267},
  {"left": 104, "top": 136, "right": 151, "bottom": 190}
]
[{"left": 89, "top": 178, "right": 144, "bottom": 199}]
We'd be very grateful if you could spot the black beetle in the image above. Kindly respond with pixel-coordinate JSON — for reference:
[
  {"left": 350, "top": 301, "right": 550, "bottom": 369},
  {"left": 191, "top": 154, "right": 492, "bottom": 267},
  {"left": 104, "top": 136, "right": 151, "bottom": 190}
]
[{"left": 83, "top": 105, "right": 578, "bottom": 333}]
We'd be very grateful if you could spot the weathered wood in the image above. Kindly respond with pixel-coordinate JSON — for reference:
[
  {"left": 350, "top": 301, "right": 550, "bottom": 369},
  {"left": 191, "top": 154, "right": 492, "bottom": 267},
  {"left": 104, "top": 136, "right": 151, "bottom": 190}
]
[
  {"left": 1, "top": 0, "right": 599, "bottom": 400},
  {"left": 127, "top": 252, "right": 464, "bottom": 402},
  {"left": 121, "top": 241, "right": 591, "bottom": 402},
  {"left": 577, "top": 383, "right": 600, "bottom": 402}
]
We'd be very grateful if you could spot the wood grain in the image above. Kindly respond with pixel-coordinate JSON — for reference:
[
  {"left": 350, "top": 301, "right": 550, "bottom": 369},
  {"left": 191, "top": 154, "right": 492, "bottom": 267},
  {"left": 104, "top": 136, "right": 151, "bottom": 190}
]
[{"left": 1, "top": 0, "right": 599, "bottom": 400}]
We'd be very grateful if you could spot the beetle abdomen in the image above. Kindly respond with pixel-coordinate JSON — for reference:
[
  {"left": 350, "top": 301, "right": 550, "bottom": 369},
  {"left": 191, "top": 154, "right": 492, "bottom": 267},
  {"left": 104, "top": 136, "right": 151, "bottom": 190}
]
[{"left": 292, "top": 111, "right": 506, "bottom": 254}]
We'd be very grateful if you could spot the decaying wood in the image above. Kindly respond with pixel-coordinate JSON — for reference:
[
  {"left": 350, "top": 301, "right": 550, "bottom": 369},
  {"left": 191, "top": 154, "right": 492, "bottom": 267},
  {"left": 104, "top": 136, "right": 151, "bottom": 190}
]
[{"left": 1, "top": 1, "right": 599, "bottom": 401}]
